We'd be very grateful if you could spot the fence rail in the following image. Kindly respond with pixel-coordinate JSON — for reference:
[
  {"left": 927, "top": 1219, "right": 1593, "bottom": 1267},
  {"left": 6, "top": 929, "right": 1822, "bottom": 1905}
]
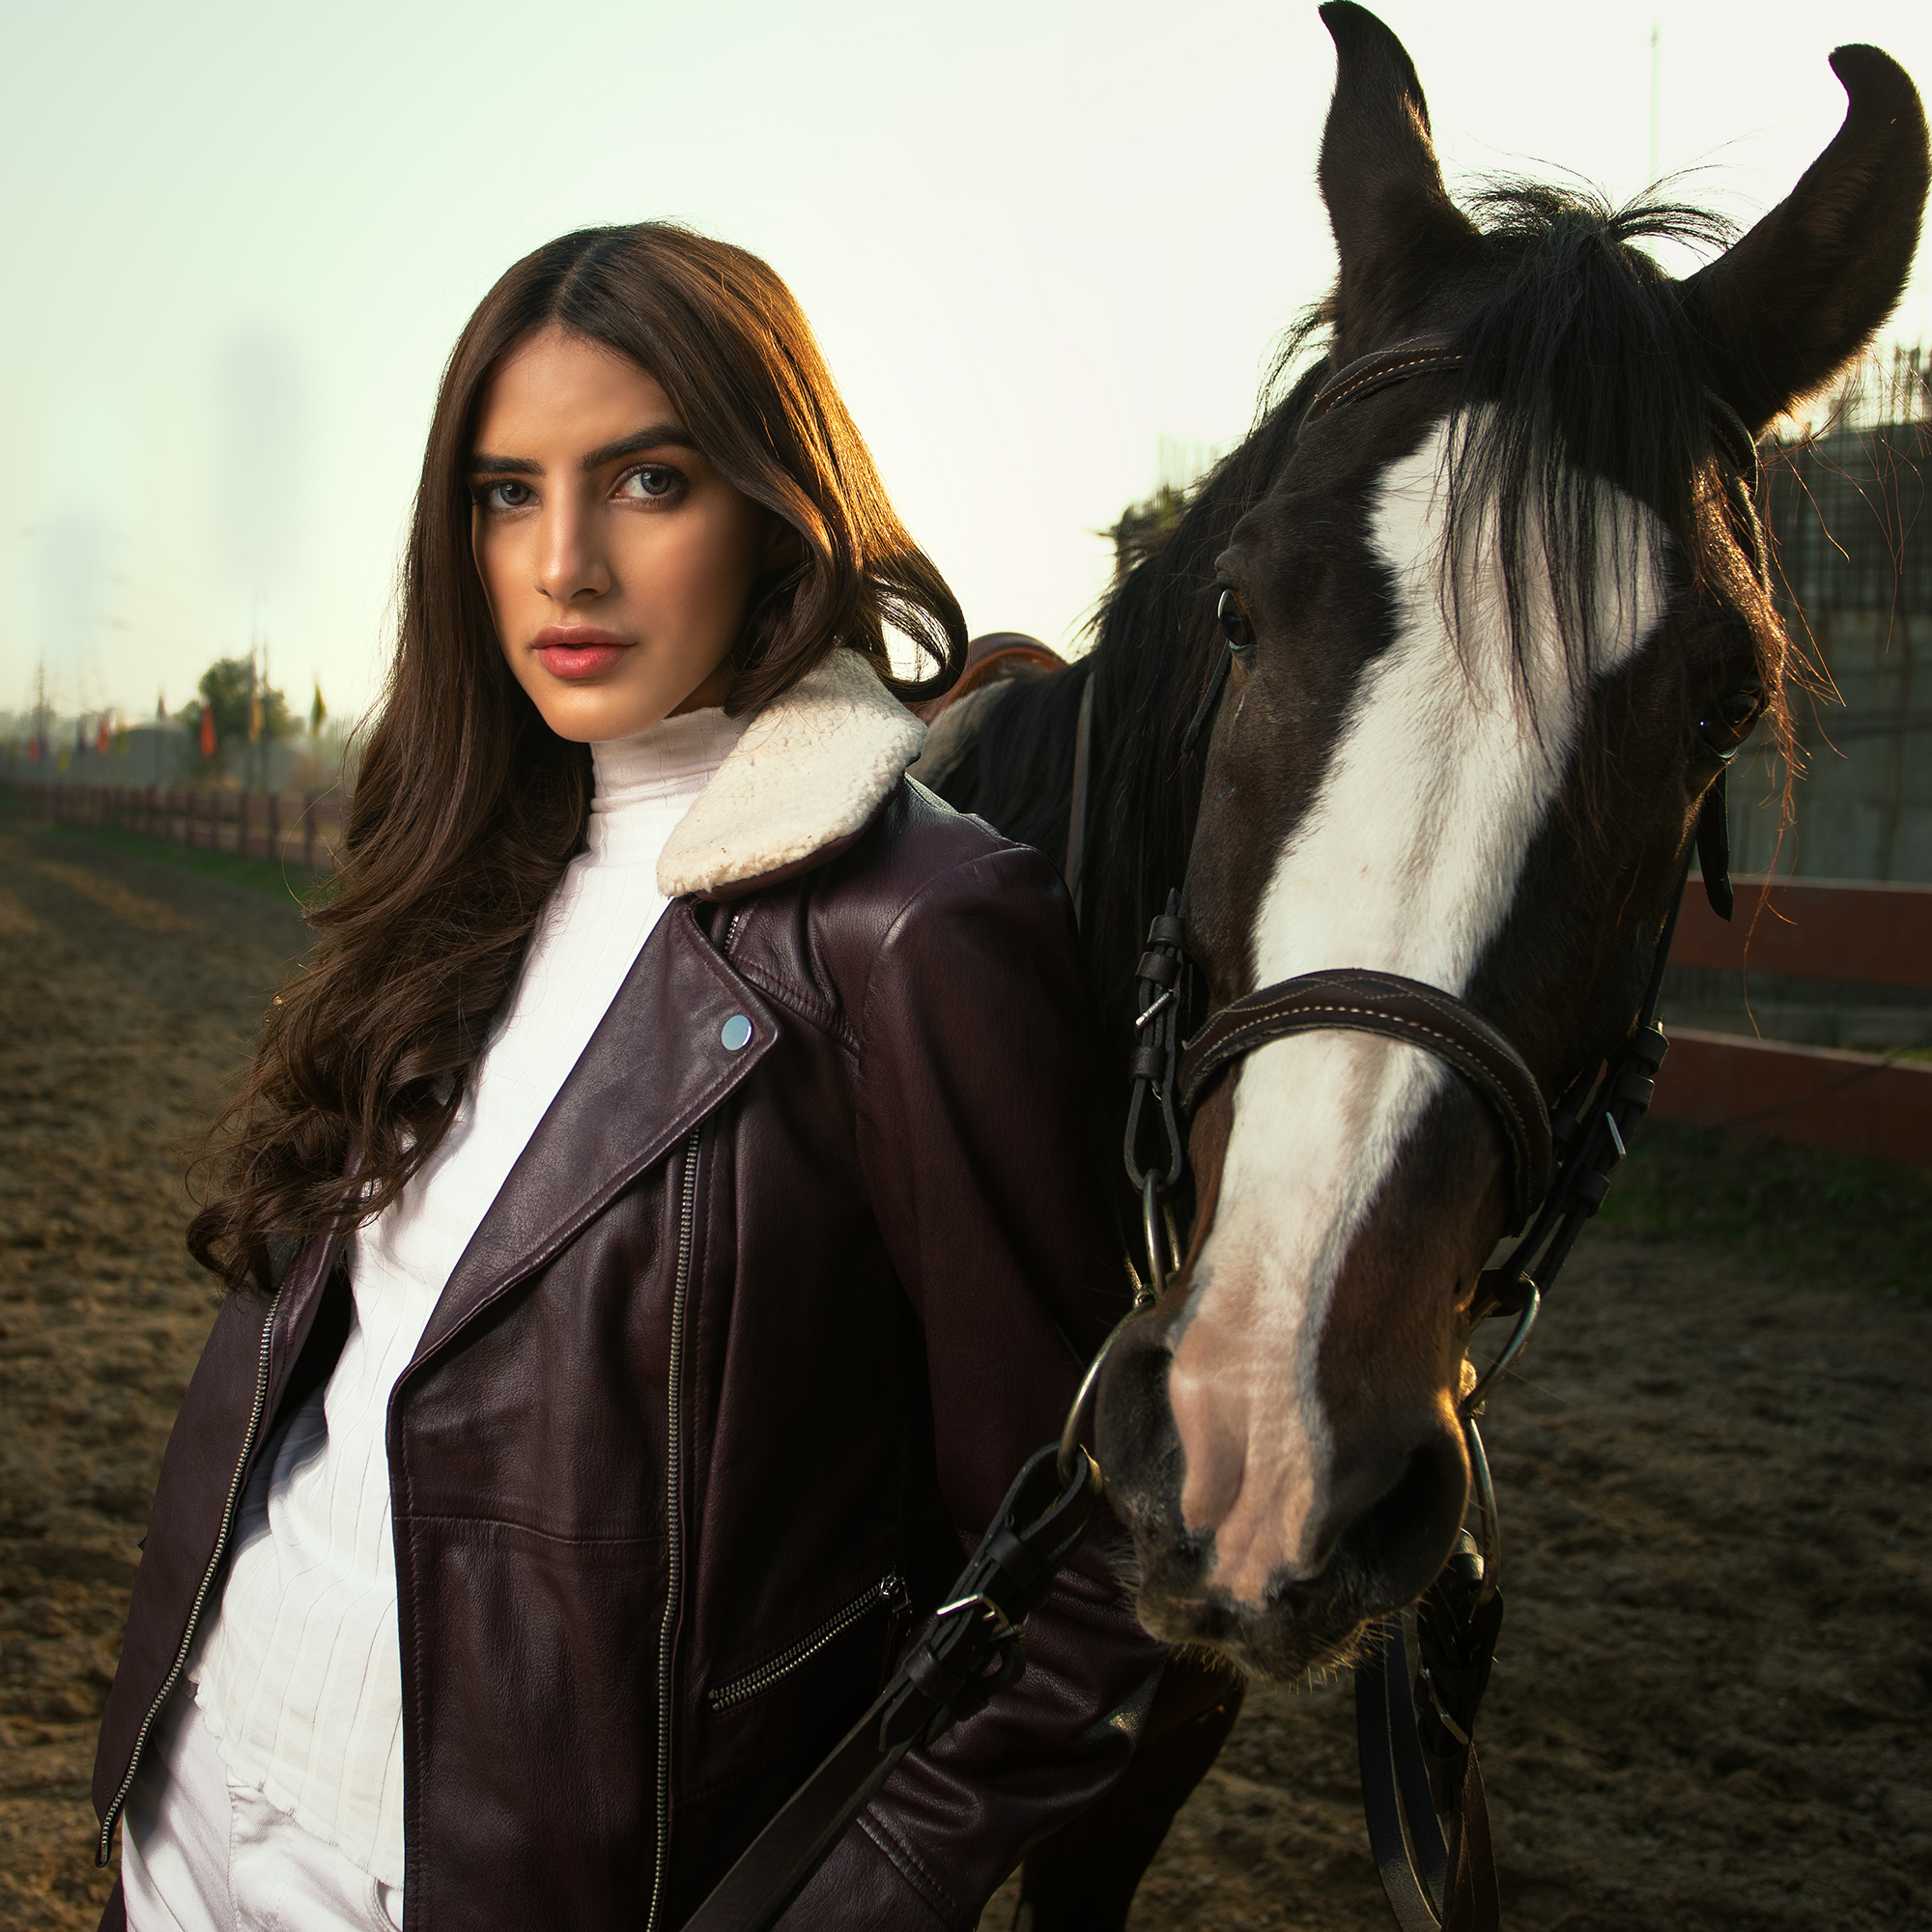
[
  {"left": 1673, "top": 874, "right": 1932, "bottom": 989},
  {"left": 24, "top": 782, "right": 348, "bottom": 874},
  {"left": 1655, "top": 875, "right": 1932, "bottom": 1166}
]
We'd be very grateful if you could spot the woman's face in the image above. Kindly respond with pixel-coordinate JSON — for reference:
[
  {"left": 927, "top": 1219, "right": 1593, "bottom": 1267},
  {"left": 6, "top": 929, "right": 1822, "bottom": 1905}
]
[{"left": 470, "top": 325, "right": 778, "bottom": 741}]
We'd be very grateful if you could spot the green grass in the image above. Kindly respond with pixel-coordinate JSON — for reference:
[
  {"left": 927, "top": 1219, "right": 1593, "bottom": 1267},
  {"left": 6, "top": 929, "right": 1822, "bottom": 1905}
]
[
  {"left": 19, "top": 815, "right": 332, "bottom": 903},
  {"left": 1597, "top": 1117, "right": 1932, "bottom": 1301}
]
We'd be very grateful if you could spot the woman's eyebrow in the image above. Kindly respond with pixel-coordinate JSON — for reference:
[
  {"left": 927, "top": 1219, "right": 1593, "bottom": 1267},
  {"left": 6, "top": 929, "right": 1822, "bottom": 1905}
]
[
  {"left": 465, "top": 426, "right": 696, "bottom": 478},
  {"left": 580, "top": 423, "right": 696, "bottom": 469},
  {"left": 468, "top": 451, "right": 541, "bottom": 476}
]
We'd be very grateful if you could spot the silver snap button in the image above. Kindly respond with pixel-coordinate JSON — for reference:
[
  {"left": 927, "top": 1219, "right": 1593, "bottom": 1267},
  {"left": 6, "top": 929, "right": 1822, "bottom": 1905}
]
[{"left": 720, "top": 1013, "right": 753, "bottom": 1052}]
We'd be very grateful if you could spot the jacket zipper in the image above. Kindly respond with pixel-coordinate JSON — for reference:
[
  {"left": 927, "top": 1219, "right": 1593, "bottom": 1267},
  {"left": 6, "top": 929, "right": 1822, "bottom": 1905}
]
[
  {"left": 97, "top": 1309, "right": 277, "bottom": 1863},
  {"left": 643, "top": 905, "right": 746, "bottom": 1930},
  {"left": 708, "top": 1573, "right": 910, "bottom": 1714},
  {"left": 645, "top": 1125, "right": 703, "bottom": 1932}
]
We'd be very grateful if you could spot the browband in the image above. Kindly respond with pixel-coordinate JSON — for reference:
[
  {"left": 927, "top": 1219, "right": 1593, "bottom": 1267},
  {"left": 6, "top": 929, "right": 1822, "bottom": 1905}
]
[{"left": 1298, "top": 331, "right": 1464, "bottom": 438}]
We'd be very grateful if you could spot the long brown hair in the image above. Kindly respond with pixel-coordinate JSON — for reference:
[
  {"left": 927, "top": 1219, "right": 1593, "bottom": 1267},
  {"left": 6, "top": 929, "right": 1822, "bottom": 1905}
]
[{"left": 189, "top": 224, "right": 966, "bottom": 1295}]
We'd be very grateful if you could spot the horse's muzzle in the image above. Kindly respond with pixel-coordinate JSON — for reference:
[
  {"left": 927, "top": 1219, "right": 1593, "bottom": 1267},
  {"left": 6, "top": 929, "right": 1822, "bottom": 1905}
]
[{"left": 1094, "top": 1309, "right": 1469, "bottom": 1684}]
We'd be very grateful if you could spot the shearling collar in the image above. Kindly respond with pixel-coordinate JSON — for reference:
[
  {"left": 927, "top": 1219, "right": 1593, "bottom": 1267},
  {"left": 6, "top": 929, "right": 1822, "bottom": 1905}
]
[{"left": 657, "top": 647, "right": 926, "bottom": 900}]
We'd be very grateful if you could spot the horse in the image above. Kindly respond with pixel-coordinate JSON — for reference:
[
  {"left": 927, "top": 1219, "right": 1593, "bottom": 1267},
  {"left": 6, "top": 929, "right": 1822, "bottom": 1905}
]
[{"left": 922, "top": 0, "right": 1926, "bottom": 1740}]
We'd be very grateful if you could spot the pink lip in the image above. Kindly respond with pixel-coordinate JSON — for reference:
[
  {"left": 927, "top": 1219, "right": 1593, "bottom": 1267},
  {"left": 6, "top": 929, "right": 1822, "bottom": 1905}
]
[{"left": 531, "top": 628, "right": 633, "bottom": 679}]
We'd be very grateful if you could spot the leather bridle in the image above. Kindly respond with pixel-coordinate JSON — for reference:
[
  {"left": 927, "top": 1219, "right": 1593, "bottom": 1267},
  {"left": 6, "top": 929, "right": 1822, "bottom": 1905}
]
[{"left": 1098, "top": 329, "right": 1764, "bottom": 1932}]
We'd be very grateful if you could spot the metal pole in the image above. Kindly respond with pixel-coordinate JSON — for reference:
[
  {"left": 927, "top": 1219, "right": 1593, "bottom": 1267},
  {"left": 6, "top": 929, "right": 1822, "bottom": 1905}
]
[{"left": 1647, "top": 25, "right": 1661, "bottom": 187}]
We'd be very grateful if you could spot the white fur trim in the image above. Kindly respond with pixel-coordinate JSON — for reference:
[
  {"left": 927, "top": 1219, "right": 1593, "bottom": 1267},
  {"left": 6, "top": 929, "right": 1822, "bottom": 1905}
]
[{"left": 657, "top": 648, "right": 926, "bottom": 896}]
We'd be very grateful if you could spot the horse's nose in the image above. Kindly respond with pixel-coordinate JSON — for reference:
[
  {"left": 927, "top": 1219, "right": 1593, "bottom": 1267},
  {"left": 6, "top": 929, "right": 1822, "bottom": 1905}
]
[
  {"left": 1098, "top": 1301, "right": 1468, "bottom": 1613},
  {"left": 1166, "top": 1334, "right": 1468, "bottom": 1605}
]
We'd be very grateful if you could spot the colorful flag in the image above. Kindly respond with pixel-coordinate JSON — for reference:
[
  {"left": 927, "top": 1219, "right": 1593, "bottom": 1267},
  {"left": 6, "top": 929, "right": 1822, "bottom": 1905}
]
[
  {"left": 26, "top": 733, "right": 39, "bottom": 762},
  {"left": 309, "top": 678, "right": 327, "bottom": 738},
  {"left": 97, "top": 715, "right": 111, "bottom": 755},
  {"left": 200, "top": 705, "right": 216, "bottom": 759}
]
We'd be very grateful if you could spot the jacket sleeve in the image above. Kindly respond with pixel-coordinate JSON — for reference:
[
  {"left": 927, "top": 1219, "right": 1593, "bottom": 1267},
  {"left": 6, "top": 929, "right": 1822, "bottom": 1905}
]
[{"left": 781, "top": 838, "right": 1169, "bottom": 1931}]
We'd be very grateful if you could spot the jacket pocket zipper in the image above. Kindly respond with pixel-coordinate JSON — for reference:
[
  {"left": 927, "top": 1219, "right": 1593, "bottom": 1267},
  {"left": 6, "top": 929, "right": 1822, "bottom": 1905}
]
[
  {"left": 708, "top": 1574, "right": 911, "bottom": 1714},
  {"left": 97, "top": 1309, "right": 276, "bottom": 1863}
]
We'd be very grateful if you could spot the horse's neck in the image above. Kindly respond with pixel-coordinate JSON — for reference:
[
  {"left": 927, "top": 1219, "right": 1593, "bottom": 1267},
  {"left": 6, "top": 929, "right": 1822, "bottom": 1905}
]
[{"left": 1082, "top": 457, "right": 1269, "bottom": 1005}]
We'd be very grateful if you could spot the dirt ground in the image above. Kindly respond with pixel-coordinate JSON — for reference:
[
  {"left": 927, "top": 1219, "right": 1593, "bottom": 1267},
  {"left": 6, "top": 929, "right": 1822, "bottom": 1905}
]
[{"left": 2, "top": 811, "right": 1928, "bottom": 1932}]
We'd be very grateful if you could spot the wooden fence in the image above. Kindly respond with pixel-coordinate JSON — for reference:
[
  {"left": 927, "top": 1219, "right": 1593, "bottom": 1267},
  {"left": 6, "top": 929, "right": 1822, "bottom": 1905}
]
[
  {"left": 1655, "top": 876, "right": 1932, "bottom": 1167},
  {"left": 14, "top": 786, "right": 1929, "bottom": 1166},
  {"left": 26, "top": 783, "right": 348, "bottom": 875}
]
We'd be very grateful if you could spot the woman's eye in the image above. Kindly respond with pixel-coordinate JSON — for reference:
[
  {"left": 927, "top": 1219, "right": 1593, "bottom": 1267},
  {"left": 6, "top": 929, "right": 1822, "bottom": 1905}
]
[
  {"left": 619, "top": 466, "right": 682, "bottom": 502},
  {"left": 1217, "top": 588, "right": 1256, "bottom": 653},
  {"left": 479, "top": 479, "right": 533, "bottom": 512}
]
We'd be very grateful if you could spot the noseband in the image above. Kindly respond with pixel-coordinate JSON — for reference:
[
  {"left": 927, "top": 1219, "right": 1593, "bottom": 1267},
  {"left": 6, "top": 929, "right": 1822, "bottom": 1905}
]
[{"left": 1178, "top": 968, "right": 1553, "bottom": 1230}]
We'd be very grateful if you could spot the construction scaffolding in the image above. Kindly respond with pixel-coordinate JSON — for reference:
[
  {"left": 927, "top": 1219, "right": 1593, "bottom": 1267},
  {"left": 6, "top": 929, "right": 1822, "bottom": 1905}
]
[{"left": 1732, "top": 370, "right": 1931, "bottom": 884}]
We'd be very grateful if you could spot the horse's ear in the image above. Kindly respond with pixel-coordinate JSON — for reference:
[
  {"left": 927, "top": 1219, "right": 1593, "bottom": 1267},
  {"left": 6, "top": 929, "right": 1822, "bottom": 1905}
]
[
  {"left": 1318, "top": 2, "right": 1478, "bottom": 355},
  {"left": 1683, "top": 45, "right": 1928, "bottom": 437}
]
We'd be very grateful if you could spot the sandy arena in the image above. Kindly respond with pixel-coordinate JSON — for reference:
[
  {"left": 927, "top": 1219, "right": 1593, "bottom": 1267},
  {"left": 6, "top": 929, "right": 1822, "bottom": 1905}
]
[{"left": 2, "top": 813, "right": 1927, "bottom": 1931}]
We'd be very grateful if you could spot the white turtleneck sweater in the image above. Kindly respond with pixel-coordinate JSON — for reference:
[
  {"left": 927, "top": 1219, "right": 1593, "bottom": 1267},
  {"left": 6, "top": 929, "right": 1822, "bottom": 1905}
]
[{"left": 187, "top": 706, "right": 750, "bottom": 1888}]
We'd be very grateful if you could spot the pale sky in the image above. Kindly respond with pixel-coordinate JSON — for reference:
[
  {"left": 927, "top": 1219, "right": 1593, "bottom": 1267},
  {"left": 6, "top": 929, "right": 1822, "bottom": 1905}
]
[{"left": 4, "top": 0, "right": 1929, "bottom": 729}]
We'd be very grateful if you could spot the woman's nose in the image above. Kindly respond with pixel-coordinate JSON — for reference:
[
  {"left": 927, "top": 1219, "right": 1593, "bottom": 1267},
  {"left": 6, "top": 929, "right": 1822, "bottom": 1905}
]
[{"left": 537, "top": 497, "right": 611, "bottom": 606}]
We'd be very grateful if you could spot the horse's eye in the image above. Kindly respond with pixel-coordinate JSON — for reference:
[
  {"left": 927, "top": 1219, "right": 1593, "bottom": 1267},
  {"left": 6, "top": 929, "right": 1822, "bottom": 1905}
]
[
  {"left": 1217, "top": 588, "right": 1256, "bottom": 653},
  {"left": 1718, "top": 683, "right": 1762, "bottom": 728},
  {"left": 1698, "top": 678, "right": 1763, "bottom": 760}
]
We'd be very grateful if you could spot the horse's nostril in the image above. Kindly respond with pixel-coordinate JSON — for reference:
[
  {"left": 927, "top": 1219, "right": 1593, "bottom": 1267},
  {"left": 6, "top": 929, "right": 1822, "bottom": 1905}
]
[
  {"left": 1337, "top": 1426, "right": 1470, "bottom": 1607},
  {"left": 1094, "top": 1317, "right": 1185, "bottom": 1522}
]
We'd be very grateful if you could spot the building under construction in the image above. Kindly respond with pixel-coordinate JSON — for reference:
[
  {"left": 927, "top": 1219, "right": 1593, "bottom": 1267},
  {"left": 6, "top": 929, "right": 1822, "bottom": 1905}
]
[{"left": 1732, "top": 397, "right": 1931, "bottom": 883}]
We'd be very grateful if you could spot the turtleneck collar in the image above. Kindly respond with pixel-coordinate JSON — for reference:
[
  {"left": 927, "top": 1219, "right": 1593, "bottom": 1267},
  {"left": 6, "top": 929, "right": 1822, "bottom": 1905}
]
[
  {"left": 591, "top": 706, "right": 750, "bottom": 809},
  {"left": 583, "top": 707, "right": 751, "bottom": 864}
]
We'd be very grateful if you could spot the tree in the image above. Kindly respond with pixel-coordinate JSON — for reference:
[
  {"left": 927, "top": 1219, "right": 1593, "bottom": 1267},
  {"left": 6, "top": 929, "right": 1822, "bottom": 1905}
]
[{"left": 178, "top": 656, "right": 295, "bottom": 782}]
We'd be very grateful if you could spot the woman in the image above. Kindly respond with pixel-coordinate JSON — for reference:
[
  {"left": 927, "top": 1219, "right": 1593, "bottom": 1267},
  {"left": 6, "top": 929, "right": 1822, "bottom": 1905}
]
[{"left": 91, "top": 225, "right": 1165, "bottom": 1931}]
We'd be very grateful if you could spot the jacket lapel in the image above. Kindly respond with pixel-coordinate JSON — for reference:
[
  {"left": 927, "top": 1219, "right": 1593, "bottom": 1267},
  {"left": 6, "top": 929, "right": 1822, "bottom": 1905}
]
[
  {"left": 409, "top": 647, "right": 918, "bottom": 1365},
  {"left": 411, "top": 901, "right": 778, "bottom": 1365}
]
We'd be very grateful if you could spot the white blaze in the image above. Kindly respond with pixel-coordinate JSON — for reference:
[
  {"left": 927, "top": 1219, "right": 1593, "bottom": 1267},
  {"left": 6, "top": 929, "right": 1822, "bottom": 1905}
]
[{"left": 1171, "top": 418, "right": 1665, "bottom": 1600}]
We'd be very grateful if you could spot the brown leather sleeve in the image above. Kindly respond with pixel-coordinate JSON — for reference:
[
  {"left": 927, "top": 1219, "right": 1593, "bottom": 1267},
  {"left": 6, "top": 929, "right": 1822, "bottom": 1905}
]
[{"left": 791, "top": 841, "right": 1164, "bottom": 1929}]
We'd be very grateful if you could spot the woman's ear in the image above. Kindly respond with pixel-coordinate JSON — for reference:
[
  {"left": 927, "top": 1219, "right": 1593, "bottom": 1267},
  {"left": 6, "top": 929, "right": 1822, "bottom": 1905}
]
[{"left": 760, "top": 515, "right": 805, "bottom": 572}]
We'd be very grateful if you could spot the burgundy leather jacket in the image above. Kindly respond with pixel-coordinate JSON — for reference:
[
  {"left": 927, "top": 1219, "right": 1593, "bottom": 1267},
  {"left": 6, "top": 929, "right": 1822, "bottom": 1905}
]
[{"left": 93, "top": 654, "right": 1165, "bottom": 1931}]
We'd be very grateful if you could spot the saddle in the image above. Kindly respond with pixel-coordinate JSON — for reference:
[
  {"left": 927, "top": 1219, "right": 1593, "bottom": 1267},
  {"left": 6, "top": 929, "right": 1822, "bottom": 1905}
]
[{"left": 917, "top": 632, "right": 1065, "bottom": 724}]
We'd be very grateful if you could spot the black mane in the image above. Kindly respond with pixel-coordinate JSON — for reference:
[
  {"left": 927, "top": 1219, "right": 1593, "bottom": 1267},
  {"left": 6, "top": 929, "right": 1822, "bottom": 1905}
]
[
  {"left": 940, "top": 353, "right": 1330, "bottom": 1049},
  {"left": 1441, "top": 185, "right": 1774, "bottom": 684},
  {"left": 935, "top": 184, "right": 1786, "bottom": 1071}
]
